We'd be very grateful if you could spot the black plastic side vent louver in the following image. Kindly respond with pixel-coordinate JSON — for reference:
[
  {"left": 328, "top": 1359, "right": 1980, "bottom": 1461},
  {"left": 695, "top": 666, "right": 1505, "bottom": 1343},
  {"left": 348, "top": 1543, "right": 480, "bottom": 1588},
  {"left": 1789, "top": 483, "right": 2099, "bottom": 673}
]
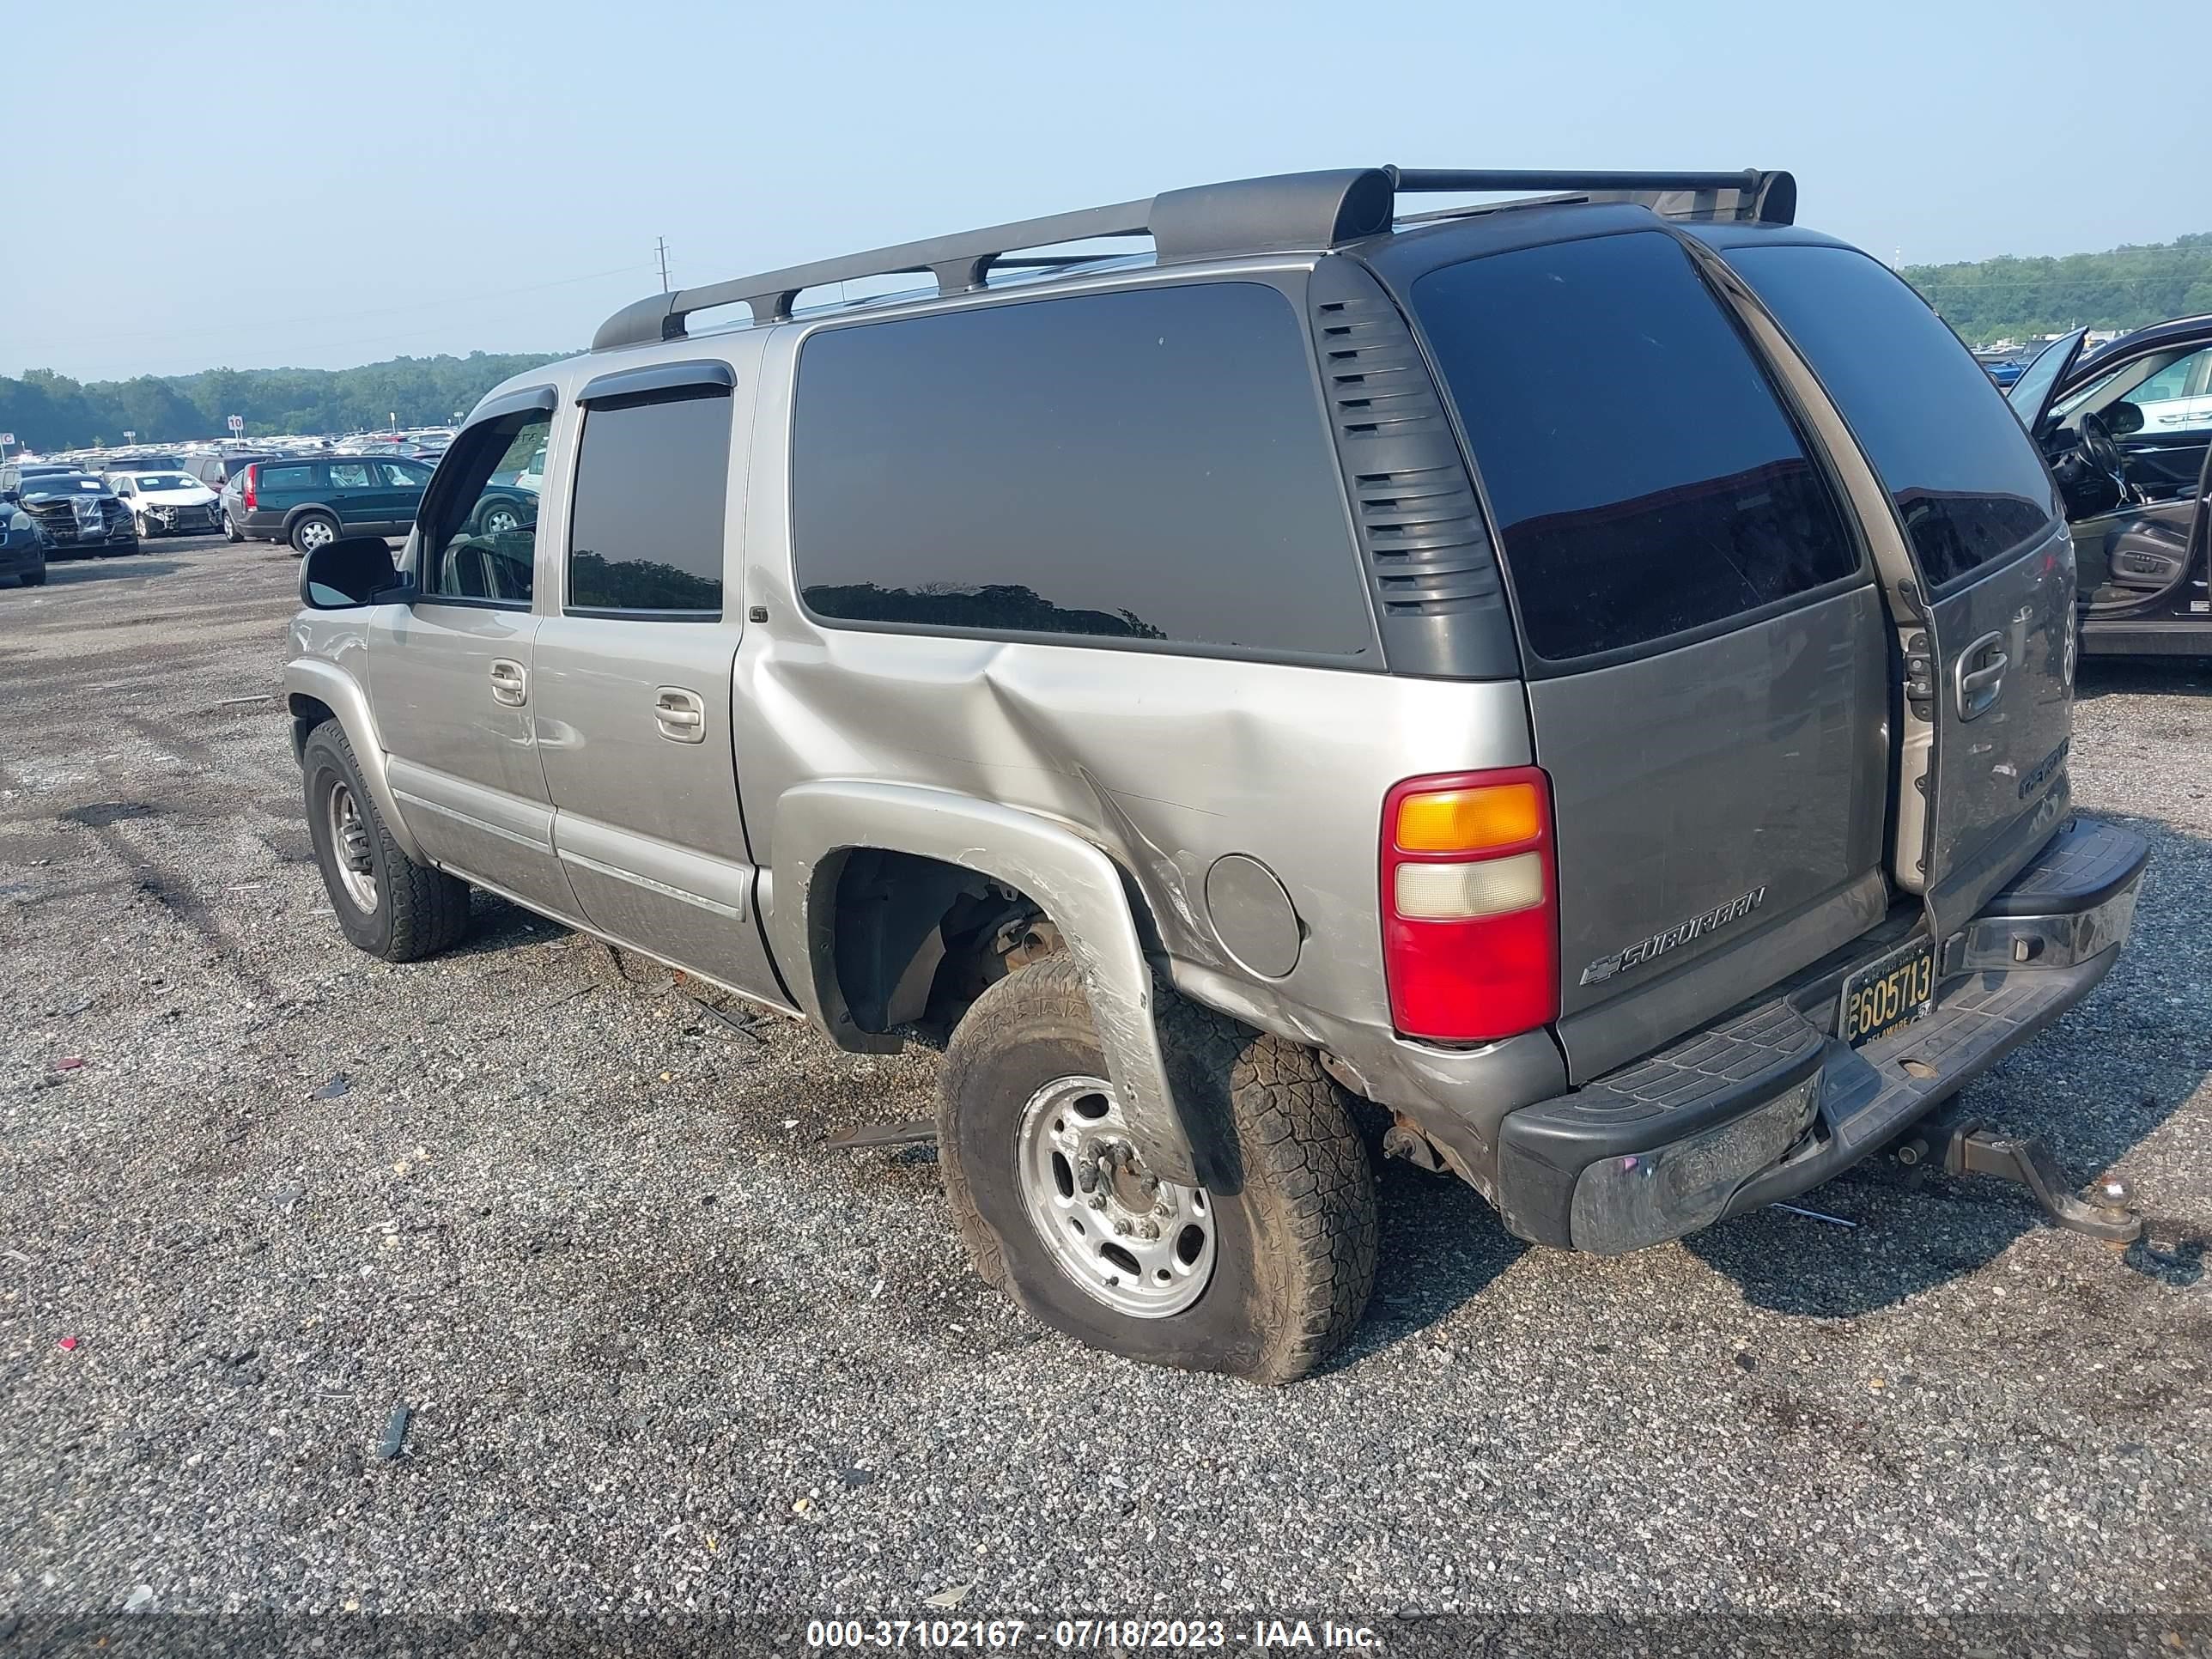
[{"left": 1306, "top": 256, "right": 1520, "bottom": 679}]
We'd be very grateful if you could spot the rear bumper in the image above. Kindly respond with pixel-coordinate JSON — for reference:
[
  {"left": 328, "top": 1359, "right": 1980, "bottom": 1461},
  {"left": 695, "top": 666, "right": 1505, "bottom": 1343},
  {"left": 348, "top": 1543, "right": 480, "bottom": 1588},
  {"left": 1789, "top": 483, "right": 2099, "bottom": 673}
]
[{"left": 1492, "top": 817, "right": 2148, "bottom": 1254}]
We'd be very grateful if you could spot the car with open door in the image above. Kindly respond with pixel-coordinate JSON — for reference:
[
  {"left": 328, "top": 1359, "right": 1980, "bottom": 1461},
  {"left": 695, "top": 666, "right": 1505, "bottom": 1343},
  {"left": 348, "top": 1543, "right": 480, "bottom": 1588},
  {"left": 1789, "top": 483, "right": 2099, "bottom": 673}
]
[{"left": 2009, "top": 315, "right": 2212, "bottom": 654}]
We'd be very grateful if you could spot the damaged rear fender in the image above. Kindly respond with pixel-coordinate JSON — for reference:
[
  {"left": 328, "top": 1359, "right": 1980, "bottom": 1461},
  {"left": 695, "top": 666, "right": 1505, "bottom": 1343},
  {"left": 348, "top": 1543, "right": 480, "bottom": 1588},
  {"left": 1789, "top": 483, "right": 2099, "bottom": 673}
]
[{"left": 768, "top": 781, "right": 1198, "bottom": 1185}]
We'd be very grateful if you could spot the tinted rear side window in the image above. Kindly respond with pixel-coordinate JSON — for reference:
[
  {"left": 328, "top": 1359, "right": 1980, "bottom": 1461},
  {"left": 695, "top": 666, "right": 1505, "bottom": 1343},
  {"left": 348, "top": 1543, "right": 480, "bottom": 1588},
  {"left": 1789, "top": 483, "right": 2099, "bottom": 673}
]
[
  {"left": 791, "top": 283, "right": 1374, "bottom": 661},
  {"left": 1725, "top": 244, "right": 2058, "bottom": 588},
  {"left": 260, "top": 464, "right": 313, "bottom": 489},
  {"left": 565, "top": 390, "right": 730, "bottom": 616},
  {"left": 1413, "top": 232, "right": 1859, "bottom": 663}
]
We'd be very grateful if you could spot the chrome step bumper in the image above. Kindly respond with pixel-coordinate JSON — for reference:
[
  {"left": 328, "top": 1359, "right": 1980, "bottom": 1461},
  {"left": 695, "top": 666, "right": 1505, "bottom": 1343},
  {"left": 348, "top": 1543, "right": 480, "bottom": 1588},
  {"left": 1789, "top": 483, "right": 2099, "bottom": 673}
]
[{"left": 1495, "top": 818, "right": 2150, "bottom": 1254}]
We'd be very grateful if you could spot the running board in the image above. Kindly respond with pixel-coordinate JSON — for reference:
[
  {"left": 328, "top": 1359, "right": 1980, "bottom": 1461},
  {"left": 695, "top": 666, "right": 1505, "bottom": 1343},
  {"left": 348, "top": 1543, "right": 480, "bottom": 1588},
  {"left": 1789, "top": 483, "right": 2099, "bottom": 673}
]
[{"left": 1893, "top": 1111, "right": 2142, "bottom": 1243}]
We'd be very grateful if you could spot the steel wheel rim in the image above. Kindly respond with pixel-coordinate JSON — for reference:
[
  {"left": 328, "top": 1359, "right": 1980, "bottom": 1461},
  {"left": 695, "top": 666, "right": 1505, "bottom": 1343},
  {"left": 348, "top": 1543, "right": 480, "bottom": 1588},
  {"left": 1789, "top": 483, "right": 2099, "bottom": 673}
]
[
  {"left": 1014, "top": 1074, "right": 1216, "bottom": 1319},
  {"left": 298, "top": 519, "right": 334, "bottom": 552},
  {"left": 326, "top": 780, "right": 377, "bottom": 912}
]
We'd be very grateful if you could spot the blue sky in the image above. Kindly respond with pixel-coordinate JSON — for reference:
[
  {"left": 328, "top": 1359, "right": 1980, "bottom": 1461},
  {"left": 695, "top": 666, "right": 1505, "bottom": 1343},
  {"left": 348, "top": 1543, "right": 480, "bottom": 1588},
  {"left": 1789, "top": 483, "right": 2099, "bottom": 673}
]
[{"left": 6, "top": 0, "right": 2208, "bottom": 382}]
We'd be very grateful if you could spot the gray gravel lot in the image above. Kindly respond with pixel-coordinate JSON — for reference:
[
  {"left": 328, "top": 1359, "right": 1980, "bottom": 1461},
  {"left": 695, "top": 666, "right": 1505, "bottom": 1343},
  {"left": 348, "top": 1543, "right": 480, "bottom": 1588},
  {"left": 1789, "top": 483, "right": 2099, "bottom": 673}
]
[{"left": 1, "top": 541, "right": 2209, "bottom": 1629}]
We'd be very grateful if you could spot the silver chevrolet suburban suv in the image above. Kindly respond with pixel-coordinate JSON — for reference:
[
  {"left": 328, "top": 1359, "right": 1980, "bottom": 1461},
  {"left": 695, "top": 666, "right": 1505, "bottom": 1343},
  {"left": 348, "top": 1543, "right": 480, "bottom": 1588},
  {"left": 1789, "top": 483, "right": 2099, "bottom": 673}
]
[{"left": 286, "top": 167, "right": 2148, "bottom": 1382}]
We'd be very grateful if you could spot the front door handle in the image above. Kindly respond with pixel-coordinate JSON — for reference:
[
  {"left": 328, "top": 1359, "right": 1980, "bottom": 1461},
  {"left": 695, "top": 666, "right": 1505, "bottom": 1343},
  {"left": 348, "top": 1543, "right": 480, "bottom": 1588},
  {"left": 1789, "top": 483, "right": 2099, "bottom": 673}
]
[
  {"left": 489, "top": 658, "right": 527, "bottom": 707},
  {"left": 1954, "top": 631, "right": 2007, "bottom": 721},
  {"left": 655, "top": 685, "right": 707, "bottom": 744}
]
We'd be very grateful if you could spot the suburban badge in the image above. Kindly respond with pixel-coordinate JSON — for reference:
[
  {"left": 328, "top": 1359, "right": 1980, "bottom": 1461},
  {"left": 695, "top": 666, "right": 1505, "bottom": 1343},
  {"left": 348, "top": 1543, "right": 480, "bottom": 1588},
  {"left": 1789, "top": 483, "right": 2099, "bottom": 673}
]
[{"left": 1580, "top": 886, "right": 1768, "bottom": 986}]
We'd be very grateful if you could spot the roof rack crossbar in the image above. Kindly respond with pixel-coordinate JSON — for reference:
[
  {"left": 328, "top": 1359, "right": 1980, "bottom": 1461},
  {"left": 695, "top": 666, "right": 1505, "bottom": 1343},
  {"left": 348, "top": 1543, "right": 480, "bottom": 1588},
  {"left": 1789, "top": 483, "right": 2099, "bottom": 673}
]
[{"left": 592, "top": 166, "right": 1792, "bottom": 351}]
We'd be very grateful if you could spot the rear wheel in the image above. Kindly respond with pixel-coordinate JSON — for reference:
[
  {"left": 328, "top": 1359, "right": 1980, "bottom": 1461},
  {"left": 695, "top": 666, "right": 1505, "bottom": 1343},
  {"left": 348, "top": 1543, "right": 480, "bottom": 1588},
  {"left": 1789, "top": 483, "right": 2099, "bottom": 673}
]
[
  {"left": 938, "top": 956, "right": 1376, "bottom": 1383},
  {"left": 301, "top": 720, "right": 471, "bottom": 962},
  {"left": 222, "top": 507, "right": 244, "bottom": 544},
  {"left": 477, "top": 499, "right": 522, "bottom": 535},
  {"left": 289, "top": 512, "right": 339, "bottom": 557}
]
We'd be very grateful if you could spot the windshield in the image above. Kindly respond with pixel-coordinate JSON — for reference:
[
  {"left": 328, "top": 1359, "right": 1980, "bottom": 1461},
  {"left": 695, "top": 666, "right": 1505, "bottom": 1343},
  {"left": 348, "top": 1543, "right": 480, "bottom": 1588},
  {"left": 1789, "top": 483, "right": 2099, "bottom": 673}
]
[
  {"left": 26, "top": 476, "right": 106, "bottom": 494},
  {"left": 1726, "top": 244, "right": 2059, "bottom": 589},
  {"left": 2004, "top": 330, "right": 2087, "bottom": 428},
  {"left": 127, "top": 474, "right": 197, "bottom": 491}
]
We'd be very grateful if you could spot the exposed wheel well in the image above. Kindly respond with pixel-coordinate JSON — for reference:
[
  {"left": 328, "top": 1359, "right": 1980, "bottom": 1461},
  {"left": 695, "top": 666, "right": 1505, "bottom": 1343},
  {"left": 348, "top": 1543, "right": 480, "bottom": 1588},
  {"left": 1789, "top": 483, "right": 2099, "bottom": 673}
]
[
  {"left": 288, "top": 693, "right": 337, "bottom": 761},
  {"left": 830, "top": 848, "right": 1061, "bottom": 1040}
]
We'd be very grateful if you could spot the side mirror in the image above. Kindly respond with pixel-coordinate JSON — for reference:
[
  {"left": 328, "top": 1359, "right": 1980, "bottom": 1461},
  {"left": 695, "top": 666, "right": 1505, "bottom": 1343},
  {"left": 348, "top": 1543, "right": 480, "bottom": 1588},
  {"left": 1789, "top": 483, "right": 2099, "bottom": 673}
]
[
  {"left": 300, "top": 534, "right": 407, "bottom": 610},
  {"left": 2106, "top": 399, "right": 2146, "bottom": 437}
]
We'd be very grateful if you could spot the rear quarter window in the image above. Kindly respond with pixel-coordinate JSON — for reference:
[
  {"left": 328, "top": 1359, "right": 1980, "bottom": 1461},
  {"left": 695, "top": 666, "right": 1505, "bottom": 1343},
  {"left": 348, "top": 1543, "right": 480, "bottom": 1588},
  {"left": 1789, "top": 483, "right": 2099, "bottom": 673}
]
[
  {"left": 1724, "top": 243, "right": 2060, "bottom": 588},
  {"left": 259, "top": 464, "right": 313, "bottom": 489},
  {"left": 1412, "top": 231, "right": 1860, "bottom": 663},
  {"left": 789, "top": 281, "right": 1376, "bottom": 662}
]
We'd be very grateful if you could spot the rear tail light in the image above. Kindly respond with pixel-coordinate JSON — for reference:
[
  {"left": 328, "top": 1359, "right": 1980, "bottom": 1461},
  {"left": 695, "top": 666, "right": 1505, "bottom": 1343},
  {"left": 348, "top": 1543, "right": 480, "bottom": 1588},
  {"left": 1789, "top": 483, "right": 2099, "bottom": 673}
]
[
  {"left": 241, "top": 465, "right": 258, "bottom": 511},
  {"left": 1381, "top": 768, "right": 1559, "bottom": 1042}
]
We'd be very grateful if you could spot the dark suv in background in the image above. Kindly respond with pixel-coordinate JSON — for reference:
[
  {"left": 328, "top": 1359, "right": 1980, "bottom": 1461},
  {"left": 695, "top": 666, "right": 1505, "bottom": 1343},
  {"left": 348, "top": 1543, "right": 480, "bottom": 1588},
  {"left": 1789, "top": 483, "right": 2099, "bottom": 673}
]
[{"left": 223, "top": 455, "right": 433, "bottom": 554}]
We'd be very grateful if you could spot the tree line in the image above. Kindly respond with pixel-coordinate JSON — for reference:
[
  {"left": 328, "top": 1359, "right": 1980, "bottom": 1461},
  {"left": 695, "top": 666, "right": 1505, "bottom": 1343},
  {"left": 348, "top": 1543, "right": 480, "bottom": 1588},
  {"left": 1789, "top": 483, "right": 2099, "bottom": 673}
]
[
  {"left": 0, "top": 351, "right": 568, "bottom": 451},
  {"left": 1902, "top": 231, "right": 2212, "bottom": 349},
  {"left": 5, "top": 230, "right": 2209, "bottom": 448}
]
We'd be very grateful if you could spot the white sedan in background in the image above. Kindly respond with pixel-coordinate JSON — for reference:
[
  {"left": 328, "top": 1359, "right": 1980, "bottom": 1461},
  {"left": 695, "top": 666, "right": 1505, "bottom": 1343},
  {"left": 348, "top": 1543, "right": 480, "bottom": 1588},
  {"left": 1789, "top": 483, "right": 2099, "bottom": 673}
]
[{"left": 106, "top": 471, "right": 224, "bottom": 538}]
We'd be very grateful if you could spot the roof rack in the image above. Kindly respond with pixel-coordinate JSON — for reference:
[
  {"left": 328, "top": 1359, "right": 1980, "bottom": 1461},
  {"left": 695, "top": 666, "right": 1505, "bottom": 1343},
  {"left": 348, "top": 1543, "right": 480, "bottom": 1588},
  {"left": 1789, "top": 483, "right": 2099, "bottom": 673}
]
[{"left": 592, "top": 166, "right": 1795, "bottom": 351}]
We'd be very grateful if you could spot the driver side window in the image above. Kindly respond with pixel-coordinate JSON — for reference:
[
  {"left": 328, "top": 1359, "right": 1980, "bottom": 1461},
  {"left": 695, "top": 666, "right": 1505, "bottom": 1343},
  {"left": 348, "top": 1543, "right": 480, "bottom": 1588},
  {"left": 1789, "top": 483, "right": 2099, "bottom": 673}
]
[{"left": 417, "top": 409, "right": 554, "bottom": 606}]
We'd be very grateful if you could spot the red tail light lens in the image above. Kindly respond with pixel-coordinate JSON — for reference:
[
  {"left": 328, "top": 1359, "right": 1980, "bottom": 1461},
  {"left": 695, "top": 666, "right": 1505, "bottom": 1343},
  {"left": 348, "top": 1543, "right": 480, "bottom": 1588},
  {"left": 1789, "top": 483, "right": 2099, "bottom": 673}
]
[
  {"left": 1381, "top": 767, "right": 1559, "bottom": 1042},
  {"left": 241, "top": 465, "right": 258, "bottom": 511}
]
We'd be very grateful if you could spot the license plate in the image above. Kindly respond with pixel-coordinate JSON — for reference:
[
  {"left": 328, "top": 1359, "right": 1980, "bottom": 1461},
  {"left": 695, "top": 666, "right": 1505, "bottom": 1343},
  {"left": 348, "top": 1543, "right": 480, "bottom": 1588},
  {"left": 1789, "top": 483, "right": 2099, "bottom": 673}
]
[{"left": 1838, "top": 939, "right": 1936, "bottom": 1048}]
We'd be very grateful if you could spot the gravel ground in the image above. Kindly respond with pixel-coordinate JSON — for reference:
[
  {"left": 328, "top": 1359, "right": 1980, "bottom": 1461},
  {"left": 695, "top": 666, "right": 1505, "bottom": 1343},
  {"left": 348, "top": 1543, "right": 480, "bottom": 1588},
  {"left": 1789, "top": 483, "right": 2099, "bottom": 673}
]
[{"left": 1, "top": 542, "right": 2208, "bottom": 1637}]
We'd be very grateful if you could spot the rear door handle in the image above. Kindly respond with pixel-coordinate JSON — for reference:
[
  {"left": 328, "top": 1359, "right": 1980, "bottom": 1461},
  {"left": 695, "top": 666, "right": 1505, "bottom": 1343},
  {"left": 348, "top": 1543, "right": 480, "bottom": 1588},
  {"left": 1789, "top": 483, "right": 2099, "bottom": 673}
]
[
  {"left": 489, "top": 659, "right": 527, "bottom": 707},
  {"left": 1954, "top": 631, "right": 2006, "bottom": 721},
  {"left": 655, "top": 685, "right": 706, "bottom": 744}
]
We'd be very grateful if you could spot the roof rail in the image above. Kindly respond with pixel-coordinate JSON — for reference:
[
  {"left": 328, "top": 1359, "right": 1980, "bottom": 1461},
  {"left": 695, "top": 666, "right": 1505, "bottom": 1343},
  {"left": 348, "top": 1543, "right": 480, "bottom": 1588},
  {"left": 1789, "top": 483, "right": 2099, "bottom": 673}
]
[{"left": 591, "top": 166, "right": 1793, "bottom": 351}]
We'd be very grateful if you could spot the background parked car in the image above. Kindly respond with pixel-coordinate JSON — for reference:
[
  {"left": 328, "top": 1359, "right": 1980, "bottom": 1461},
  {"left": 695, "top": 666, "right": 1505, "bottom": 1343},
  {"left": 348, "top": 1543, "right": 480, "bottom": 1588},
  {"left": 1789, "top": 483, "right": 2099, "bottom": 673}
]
[
  {"left": 0, "top": 461, "right": 80, "bottom": 495},
  {"left": 2008, "top": 313, "right": 2212, "bottom": 653},
  {"left": 191, "top": 452, "right": 283, "bottom": 492},
  {"left": 3, "top": 473, "right": 137, "bottom": 557},
  {"left": 1, "top": 501, "right": 50, "bottom": 587},
  {"left": 222, "top": 455, "right": 433, "bottom": 554},
  {"left": 107, "top": 469, "right": 223, "bottom": 538}
]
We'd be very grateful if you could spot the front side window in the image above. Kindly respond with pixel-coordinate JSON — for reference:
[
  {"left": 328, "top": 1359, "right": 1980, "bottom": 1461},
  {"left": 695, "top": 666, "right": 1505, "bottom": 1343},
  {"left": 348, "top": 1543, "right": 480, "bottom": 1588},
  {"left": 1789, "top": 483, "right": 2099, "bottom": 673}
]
[
  {"left": 791, "top": 282, "right": 1374, "bottom": 660},
  {"left": 417, "top": 410, "right": 552, "bottom": 605},
  {"left": 1726, "top": 243, "right": 2059, "bottom": 588},
  {"left": 1413, "top": 232, "right": 1860, "bottom": 662},
  {"left": 565, "top": 390, "right": 730, "bottom": 616},
  {"left": 382, "top": 461, "right": 432, "bottom": 489}
]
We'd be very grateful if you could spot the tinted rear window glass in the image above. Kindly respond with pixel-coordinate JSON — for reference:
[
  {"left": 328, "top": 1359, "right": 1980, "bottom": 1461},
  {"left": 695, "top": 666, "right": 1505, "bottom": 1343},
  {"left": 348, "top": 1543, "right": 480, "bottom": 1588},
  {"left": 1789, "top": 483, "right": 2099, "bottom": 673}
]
[
  {"left": 1726, "top": 244, "right": 2058, "bottom": 587},
  {"left": 1413, "top": 232, "right": 1859, "bottom": 662},
  {"left": 259, "top": 465, "right": 313, "bottom": 489},
  {"left": 791, "top": 282, "right": 1373, "bottom": 660},
  {"left": 565, "top": 391, "right": 730, "bottom": 615}
]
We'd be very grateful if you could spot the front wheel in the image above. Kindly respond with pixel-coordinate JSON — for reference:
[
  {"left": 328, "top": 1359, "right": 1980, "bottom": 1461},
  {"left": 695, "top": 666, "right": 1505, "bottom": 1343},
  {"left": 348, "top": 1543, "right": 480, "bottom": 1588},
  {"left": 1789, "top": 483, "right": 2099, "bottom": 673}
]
[
  {"left": 938, "top": 956, "right": 1377, "bottom": 1383},
  {"left": 289, "top": 512, "right": 339, "bottom": 557},
  {"left": 301, "top": 720, "right": 471, "bottom": 962}
]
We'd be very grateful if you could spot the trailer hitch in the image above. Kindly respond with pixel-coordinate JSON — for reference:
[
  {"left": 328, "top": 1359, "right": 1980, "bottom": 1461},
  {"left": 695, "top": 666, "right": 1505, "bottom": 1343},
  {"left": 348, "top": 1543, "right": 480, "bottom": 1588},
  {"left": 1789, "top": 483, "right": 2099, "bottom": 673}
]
[{"left": 1893, "top": 1113, "right": 2142, "bottom": 1244}]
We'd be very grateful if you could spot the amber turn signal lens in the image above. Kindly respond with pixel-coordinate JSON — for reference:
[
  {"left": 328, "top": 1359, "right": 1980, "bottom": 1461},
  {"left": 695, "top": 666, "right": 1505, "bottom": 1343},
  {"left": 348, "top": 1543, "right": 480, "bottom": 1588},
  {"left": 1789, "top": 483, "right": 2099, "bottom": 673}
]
[{"left": 1395, "top": 782, "right": 1543, "bottom": 853}]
